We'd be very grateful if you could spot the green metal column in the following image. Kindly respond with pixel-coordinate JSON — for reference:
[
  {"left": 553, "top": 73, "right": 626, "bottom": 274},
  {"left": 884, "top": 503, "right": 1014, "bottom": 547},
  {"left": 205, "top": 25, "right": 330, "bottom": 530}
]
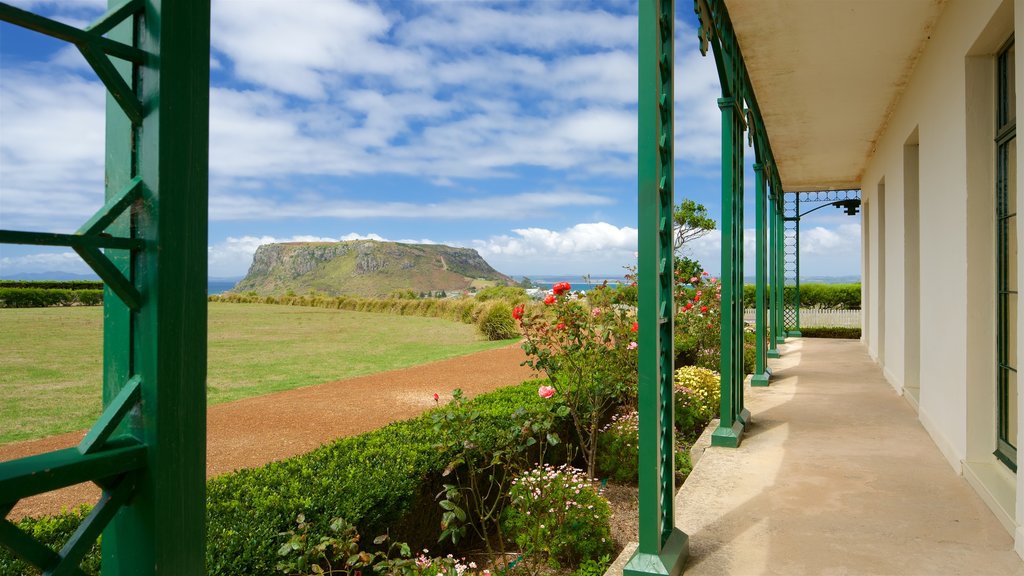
[
  {"left": 751, "top": 163, "right": 770, "bottom": 386},
  {"left": 0, "top": 1, "right": 210, "bottom": 573},
  {"left": 710, "top": 94, "right": 748, "bottom": 448},
  {"left": 767, "top": 189, "right": 781, "bottom": 358},
  {"left": 791, "top": 194, "right": 803, "bottom": 337},
  {"left": 774, "top": 195, "right": 787, "bottom": 345},
  {"left": 626, "top": 0, "right": 688, "bottom": 574}
]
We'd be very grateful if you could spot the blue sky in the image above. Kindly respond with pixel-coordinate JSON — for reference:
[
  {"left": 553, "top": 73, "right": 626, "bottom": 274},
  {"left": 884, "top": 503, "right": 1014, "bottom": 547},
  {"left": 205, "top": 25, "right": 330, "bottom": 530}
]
[{"left": 0, "top": 0, "right": 861, "bottom": 280}]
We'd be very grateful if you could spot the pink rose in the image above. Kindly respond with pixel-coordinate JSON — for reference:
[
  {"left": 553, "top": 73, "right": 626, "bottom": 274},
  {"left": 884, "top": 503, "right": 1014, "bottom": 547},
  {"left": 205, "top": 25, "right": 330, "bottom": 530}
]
[
  {"left": 627, "top": 341, "right": 638, "bottom": 350},
  {"left": 538, "top": 385, "right": 556, "bottom": 399}
]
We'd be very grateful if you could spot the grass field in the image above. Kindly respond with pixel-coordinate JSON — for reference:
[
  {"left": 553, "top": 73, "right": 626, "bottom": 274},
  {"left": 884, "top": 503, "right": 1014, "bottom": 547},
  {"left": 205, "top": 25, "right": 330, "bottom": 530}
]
[{"left": 0, "top": 303, "right": 515, "bottom": 445}]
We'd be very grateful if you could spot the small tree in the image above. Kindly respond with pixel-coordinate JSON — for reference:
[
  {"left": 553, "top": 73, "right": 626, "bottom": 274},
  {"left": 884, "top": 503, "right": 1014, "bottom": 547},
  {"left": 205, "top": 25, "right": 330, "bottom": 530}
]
[{"left": 673, "top": 198, "right": 716, "bottom": 257}]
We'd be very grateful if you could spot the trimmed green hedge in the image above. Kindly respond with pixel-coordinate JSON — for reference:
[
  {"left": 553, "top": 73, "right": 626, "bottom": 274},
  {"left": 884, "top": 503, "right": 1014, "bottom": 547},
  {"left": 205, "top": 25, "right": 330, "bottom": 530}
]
[
  {"left": 0, "top": 288, "right": 103, "bottom": 308},
  {"left": 0, "top": 380, "right": 565, "bottom": 576},
  {"left": 0, "top": 281, "right": 103, "bottom": 290},
  {"left": 209, "top": 293, "right": 528, "bottom": 341},
  {"left": 742, "top": 283, "right": 861, "bottom": 309},
  {"left": 799, "top": 326, "right": 862, "bottom": 339}
]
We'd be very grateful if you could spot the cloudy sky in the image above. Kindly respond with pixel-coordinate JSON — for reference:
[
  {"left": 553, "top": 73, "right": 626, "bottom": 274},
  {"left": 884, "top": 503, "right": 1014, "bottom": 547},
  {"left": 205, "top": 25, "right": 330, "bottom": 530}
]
[{"left": 0, "top": 0, "right": 861, "bottom": 280}]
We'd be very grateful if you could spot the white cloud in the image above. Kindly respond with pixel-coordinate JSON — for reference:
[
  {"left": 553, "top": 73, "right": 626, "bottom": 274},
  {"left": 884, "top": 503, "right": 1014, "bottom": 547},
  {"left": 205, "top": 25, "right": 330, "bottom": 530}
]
[
  {"left": 0, "top": 250, "right": 92, "bottom": 274},
  {"left": 472, "top": 222, "right": 639, "bottom": 274},
  {"left": 0, "top": 68, "right": 105, "bottom": 231},
  {"left": 208, "top": 190, "right": 614, "bottom": 221}
]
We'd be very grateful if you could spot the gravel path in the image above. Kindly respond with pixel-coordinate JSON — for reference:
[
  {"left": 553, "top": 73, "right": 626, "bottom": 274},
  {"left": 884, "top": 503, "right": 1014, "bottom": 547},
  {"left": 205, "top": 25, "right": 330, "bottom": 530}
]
[{"left": 2, "top": 343, "right": 538, "bottom": 519}]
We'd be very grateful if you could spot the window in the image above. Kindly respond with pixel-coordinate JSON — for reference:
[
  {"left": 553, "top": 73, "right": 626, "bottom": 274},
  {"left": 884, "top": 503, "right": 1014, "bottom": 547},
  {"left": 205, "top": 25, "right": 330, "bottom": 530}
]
[{"left": 996, "top": 38, "right": 1017, "bottom": 471}]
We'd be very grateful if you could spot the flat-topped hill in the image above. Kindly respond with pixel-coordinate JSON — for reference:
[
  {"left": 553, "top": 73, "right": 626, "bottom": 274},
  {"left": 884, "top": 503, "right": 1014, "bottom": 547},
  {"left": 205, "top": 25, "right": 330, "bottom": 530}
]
[{"left": 233, "top": 240, "right": 513, "bottom": 297}]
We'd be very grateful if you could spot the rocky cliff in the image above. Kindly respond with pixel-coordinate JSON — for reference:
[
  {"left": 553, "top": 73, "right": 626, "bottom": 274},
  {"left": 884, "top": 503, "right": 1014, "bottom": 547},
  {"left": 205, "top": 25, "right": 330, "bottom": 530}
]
[{"left": 232, "top": 240, "right": 513, "bottom": 297}]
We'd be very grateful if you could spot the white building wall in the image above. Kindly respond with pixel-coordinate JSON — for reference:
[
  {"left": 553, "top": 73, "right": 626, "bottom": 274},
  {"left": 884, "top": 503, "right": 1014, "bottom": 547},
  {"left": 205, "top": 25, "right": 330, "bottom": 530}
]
[{"left": 860, "top": 0, "right": 1024, "bottom": 543}]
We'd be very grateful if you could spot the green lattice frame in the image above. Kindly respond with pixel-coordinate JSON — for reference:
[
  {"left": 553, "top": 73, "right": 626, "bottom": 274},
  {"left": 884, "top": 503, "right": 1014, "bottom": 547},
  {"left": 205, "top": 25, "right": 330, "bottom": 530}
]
[
  {"left": 625, "top": 1, "right": 689, "bottom": 575},
  {"left": 0, "top": 1, "right": 209, "bottom": 573}
]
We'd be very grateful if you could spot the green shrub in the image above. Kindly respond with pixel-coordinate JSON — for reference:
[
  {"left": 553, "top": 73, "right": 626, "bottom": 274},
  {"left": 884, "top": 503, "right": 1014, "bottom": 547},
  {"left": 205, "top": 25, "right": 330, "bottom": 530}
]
[
  {"left": 0, "top": 280, "right": 103, "bottom": 290},
  {"left": 0, "top": 507, "right": 100, "bottom": 575},
  {"left": 0, "top": 287, "right": 103, "bottom": 308},
  {"left": 800, "top": 326, "right": 862, "bottom": 339},
  {"left": 476, "top": 301, "right": 519, "bottom": 341},
  {"left": 596, "top": 411, "right": 640, "bottom": 483},
  {"left": 1, "top": 380, "right": 565, "bottom": 576},
  {"left": 743, "top": 283, "right": 861, "bottom": 309},
  {"left": 474, "top": 285, "right": 527, "bottom": 303},
  {"left": 675, "top": 366, "right": 720, "bottom": 439},
  {"left": 503, "top": 464, "right": 614, "bottom": 570}
]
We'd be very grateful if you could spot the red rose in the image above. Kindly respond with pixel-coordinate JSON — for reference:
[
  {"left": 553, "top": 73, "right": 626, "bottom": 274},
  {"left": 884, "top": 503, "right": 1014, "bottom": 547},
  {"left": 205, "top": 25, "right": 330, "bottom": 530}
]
[
  {"left": 512, "top": 304, "right": 525, "bottom": 320},
  {"left": 544, "top": 294, "right": 556, "bottom": 305},
  {"left": 552, "top": 281, "right": 572, "bottom": 295},
  {"left": 701, "top": 306, "right": 709, "bottom": 313},
  {"left": 631, "top": 321, "right": 639, "bottom": 332},
  {"left": 693, "top": 294, "right": 701, "bottom": 302},
  {"left": 684, "top": 303, "right": 693, "bottom": 311},
  {"left": 557, "top": 322, "right": 566, "bottom": 330}
]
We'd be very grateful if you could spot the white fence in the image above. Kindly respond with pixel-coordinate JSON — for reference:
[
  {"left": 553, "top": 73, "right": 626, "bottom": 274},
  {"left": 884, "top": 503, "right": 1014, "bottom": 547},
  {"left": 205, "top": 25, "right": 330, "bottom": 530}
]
[{"left": 743, "top": 308, "right": 861, "bottom": 328}]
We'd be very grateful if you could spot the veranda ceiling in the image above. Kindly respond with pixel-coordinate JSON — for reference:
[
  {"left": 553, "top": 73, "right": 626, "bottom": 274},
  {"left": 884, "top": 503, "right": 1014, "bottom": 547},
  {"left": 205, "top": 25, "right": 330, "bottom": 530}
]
[{"left": 724, "top": 0, "right": 948, "bottom": 192}]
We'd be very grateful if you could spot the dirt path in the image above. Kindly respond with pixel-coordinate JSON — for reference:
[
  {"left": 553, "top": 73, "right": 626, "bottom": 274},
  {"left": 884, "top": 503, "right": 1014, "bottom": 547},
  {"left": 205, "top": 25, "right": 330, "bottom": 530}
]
[{"left": 2, "top": 343, "right": 539, "bottom": 519}]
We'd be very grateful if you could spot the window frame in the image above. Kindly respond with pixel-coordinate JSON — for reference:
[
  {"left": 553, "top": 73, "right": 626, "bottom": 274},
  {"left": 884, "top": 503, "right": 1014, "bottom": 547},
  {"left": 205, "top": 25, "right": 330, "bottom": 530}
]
[{"left": 995, "top": 37, "right": 1017, "bottom": 471}]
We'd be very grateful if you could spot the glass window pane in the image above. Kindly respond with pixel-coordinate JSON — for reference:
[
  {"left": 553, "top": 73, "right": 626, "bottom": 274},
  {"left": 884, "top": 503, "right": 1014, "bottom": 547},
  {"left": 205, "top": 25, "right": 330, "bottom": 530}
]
[
  {"left": 1009, "top": 294, "right": 1018, "bottom": 370},
  {"left": 1009, "top": 214, "right": 1018, "bottom": 292},
  {"left": 1008, "top": 44, "right": 1016, "bottom": 126},
  {"left": 1010, "top": 138, "right": 1018, "bottom": 217},
  {"left": 1008, "top": 369, "right": 1018, "bottom": 449}
]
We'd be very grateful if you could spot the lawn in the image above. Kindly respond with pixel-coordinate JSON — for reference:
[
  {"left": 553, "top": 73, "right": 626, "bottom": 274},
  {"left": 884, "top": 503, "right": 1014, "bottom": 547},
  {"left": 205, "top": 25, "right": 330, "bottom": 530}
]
[{"left": 0, "top": 303, "right": 514, "bottom": 445}]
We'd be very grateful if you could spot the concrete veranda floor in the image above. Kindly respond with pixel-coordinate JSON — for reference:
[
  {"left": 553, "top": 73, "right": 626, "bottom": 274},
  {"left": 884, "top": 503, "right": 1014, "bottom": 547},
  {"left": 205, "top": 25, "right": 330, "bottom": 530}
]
[{"left": 609, "top": 338, "right": 1024, "bottom": 576}]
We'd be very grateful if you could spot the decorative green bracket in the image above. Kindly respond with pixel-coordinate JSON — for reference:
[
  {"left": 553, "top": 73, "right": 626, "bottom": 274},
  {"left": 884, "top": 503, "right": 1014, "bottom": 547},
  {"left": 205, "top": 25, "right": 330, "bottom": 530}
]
[
  {"left": 0, "top": 1, "right": 210, "bottom": 573},
  {"left": 626, "top": 2, "right": 689, "bottom": 575}
]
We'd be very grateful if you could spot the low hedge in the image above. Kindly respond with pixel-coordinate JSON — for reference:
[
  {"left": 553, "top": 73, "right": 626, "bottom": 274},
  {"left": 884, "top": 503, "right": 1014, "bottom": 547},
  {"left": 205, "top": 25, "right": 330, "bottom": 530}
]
[
  {"left": 0, "top": 380, "right": 566, "bottom": 576},
  {"left": 742, "top": 283, "right": 861, "bottom": 310},
  {"left": 798, "top": 326, "right": 862, "bottom": 339},
  {"left": 0, "top": 281, "right": 103, "bottom": 290},
  {"left": 0, "top": 287, "right": 103, "bottom": 308},
  {"left": 209, "top": 293, "right": 527, "bottom": 341}
]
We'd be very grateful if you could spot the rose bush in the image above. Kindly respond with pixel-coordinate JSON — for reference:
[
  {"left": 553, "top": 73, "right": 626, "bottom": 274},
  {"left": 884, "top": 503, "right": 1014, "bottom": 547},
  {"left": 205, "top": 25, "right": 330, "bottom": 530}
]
[{"left": 513, "top": 282, "right": 638, "bottom": 478}]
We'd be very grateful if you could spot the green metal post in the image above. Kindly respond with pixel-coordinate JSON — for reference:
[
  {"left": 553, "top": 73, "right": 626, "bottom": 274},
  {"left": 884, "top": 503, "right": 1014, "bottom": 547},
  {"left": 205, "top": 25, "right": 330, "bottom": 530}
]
[
  {"left": 710, "top": 95, "right": 746, "bottom": 448},
  {"left": 774, "top": 196, "right": 787, "bottom": 345},
  {"left": 625, "top": 0, "right": 688, "bottom": 574},
  {"left": 751, "top": 163, "right": 770, "bottom": 386},
  {"left": 0, "top": 1, "right": 209, "bottom": 573},
  {"left": 792, "top": 193, "right": 803, "bottom": 337},
  {"left": 767, "top": 190, "right": 781, "bottom": 358}
]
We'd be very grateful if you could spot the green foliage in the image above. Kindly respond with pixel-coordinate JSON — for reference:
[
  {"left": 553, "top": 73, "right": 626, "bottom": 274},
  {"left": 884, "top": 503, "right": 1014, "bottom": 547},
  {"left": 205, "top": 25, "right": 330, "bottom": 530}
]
[
  {"left": 474, "top": 285, "right": 527, "bottom": 303},
  {"left": 517, "top": 286, "right": 638, "bottom": 478},
  {"left": 209, "top": 293, "right": 516, "bottom": 341},
  {"left": 503, "top": 464, "right": 614, "bottom": 571},
  {"left": 0, "top": 287, "right": 103, "bottom": 308},
  {"left": 0, "top": 507, "right": 101, "bottom": 575},
  {"left": 742, "top": 283, "right": 861, "bottom": 309},
  {"left": 573, "top": 555, "right": 612, "bottom": 576},
  {"left": 204, "top": 379, "right": 563, "bottom": 575},
  {"left": 675, "top": 256, "right": 703, "bottom": 282},
  {"left": 674, "top": 366, "right": 720, "bottom": 439},
  {"left": 476, "top": 302, "right": 520, "bottom": 341},
  {"left": 674, "top": 275, "right": 722, "bottom": 371},
  {"left": 799, "top": 326, "right": 862, "bottom": 339},
  {"left": 391, "top": 289, "right": 418, "bottom": 299},
  {"left": 596, "top": 411, "right": 640, "bottom": 483},
  {"left": 432, "top": 389, "right": 564, "bottom": 564},
  {"left": 0, "top": 280, "right": 103, "bottom": 290},
  {"left": 673, "top": 198, "right": 716, "bottom": 256}
]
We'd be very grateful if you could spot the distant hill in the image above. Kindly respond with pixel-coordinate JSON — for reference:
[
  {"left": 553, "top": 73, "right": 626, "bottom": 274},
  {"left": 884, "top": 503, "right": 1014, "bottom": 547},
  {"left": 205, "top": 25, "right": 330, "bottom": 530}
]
[{"left": 233, "top": 240, "right": 513, "bottom": 297}]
